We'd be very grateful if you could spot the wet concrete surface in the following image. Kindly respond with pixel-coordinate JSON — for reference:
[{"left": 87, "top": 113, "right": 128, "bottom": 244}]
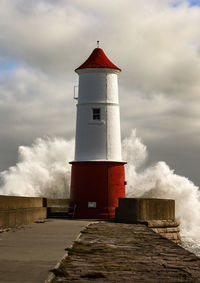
[{"left": 0, "top": 219, "right": 89, "bottom": 283}]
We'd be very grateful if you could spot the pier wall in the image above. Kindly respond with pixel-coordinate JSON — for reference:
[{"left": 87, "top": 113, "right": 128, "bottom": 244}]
[
  {"left": 0, "top": 196, "right": 70, "bottom": 229},
  {"left": 0, "top": 195, "right": 46, "bottom": 228},
  {"left": 115, "top": 198, "right": 181, "bottom": 244}
]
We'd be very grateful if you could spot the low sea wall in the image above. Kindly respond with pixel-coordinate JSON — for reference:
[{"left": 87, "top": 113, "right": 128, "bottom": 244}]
[
  {"left": 116, "top": 198, "right": 180, "bottom": 244},
  {"left": 0, "top": 195, "right": 47, "bottom": 228},
  {"left": 0, "top": 196, "right": 70, "bottom": 229},
  {"left": 45, "top": 198, "right": 69, "bottom": 207},
  {"left": 116, "top": 198, "right": 175, "bottom": 222},
  {"left": 45, "top": 198, "right": 70, "bottom": 218},
  {"left": 0, "top": 195, "right": 47, "bottom": 229}
]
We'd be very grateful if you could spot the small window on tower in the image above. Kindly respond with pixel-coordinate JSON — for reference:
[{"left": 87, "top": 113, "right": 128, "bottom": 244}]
[{"left": 92, "top": 108, "right": 101, "bottom": 120}]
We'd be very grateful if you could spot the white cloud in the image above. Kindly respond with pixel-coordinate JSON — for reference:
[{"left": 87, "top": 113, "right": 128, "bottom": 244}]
[{"left": 0, "top": 0, "right": 200, "bottom": 184}]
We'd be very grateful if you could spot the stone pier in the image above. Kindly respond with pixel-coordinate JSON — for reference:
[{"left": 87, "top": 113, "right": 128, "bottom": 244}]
[{"left": 49, "top": 222, "right": 200, "bottom": 282}]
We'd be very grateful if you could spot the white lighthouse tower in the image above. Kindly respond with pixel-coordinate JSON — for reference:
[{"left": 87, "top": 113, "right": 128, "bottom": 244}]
[{"left": 70, "top": 46, "right": 126, "bottom": 219}]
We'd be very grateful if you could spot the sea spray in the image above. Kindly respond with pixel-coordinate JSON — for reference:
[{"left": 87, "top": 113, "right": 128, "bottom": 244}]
[
  {"left": 0, "top": 131, "right": 200, "bottom": 255},
  {"left": 0, "top": 137, "right": 74, "bottom": 198},
  {"left": 122, "top": 130, "right": 200, "bottom": 255},
  {"left": 122, "top": 129, "right": 148, "bottom": 196}
]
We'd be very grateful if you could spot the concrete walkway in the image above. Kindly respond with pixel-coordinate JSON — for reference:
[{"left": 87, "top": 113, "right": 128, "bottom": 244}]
[{"left": 0, "top": 219, "right": 89, "bottom": 283}]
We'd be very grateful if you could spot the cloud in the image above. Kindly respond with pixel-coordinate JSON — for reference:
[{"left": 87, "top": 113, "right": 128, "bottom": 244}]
[
  {"left": 0, "top": 0, "right": 101, "bottom": 74},
  {"left": 1, "top": 0, "right": 200, "bottom": 91},
  {"left": 0, "top": 65, "right": 76, "bottom": 169},
  {"left": 1, "top": 0, "right": 200, "bottom": 184}
]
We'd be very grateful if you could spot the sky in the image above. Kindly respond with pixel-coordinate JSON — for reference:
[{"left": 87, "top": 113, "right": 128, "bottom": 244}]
[{"left": 1, "top": 0, "right": 200, "bottom": 185}]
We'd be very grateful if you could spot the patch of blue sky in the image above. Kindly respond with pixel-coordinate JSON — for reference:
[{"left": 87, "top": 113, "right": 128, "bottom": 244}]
[
  {"left": 0, "top": 61, "right": 19, "bottom": 74},
  {"left": 188, "top": 0, "right": 200, "bottom": 6},
  {"left": 171, "top": 2, "right": 180, "bottom": 7},
  {"left": 171, "top": 0, "right": 200, "bottom": 7}
]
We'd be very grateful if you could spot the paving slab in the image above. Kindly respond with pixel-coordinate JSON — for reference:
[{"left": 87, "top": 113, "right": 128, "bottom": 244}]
[{"left": 0, "top": 219, "right": 89, "bottom": 283}]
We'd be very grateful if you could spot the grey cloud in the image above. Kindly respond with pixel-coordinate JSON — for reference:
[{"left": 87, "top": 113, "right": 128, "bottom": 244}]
[
  {"left": 0, "top": 67, "right": 76, "bottom": 170},
  {"left": 1, "top": 0, "right": 200, "bottom": 185}
]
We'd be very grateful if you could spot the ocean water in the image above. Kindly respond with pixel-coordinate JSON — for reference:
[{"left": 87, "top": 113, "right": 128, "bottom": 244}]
[{"left": 0, "top": 130, "right": 200, "bottom": 256}]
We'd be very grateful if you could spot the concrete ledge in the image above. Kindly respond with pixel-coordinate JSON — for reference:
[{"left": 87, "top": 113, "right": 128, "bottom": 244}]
[
  {"left": 45, "top": 198, "right": 70, "bottom": 218},
  {"left": 0, "top": 196, "right": 71, "bottom": 228},
  {"left": 0, "top": 207, "right": 47, "bottom": 228},
  {"left": 0, "top": 195, "right": 43, "bottom": 209},
  {"left": 46, "top": 198, "right": 70, "bottom": 208},
  {"left": 116, "top": 198, "right": 175, "bottom": 223},
  {"left": 0, "top": 195, "right": 47, "bottom": 228}
]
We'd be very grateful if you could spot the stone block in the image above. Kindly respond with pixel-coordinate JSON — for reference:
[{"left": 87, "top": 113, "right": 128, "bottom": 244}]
[{"left": 147, "top": 219, "right": 180, "bottom": 228}]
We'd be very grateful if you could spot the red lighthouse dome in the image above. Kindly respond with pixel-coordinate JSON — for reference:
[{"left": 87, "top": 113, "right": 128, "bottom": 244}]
[{"left": 75, "top": 48, "right": 121, "bottom": 71}]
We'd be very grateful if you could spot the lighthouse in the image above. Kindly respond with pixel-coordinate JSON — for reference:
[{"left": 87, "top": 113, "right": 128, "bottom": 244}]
[{"left": 69, "top": 46, "right": 126, "bottom": 219}]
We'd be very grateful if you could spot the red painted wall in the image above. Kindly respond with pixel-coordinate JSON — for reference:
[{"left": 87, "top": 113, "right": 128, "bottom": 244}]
[{"left": 69, "top": 161, "right": 126, "bottom": 219}]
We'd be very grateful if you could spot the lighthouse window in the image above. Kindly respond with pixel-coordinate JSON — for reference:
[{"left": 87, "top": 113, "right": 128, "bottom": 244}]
[{"left": 92, "top": 108, "right": 101, "bottom": 120}]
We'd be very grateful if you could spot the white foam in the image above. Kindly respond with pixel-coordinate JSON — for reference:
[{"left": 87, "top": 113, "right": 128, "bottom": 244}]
[{"left": 0, "top": 137, "right": 74, "bottom": 198}]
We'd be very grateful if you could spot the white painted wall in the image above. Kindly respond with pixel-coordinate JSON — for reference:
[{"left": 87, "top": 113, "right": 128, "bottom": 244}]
[{"left": 74, "top": 68, "right": 122, "bottom": 162}]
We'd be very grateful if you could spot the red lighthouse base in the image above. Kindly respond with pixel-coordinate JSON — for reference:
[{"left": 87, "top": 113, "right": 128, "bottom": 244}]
[{"left": 69, "top": 161, "right": 126, "bottom": 219}]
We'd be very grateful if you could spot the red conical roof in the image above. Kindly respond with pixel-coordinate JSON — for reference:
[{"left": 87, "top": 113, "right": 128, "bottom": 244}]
[{"left": 75, "top": 48, "right": 121, "bottom": 72}]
